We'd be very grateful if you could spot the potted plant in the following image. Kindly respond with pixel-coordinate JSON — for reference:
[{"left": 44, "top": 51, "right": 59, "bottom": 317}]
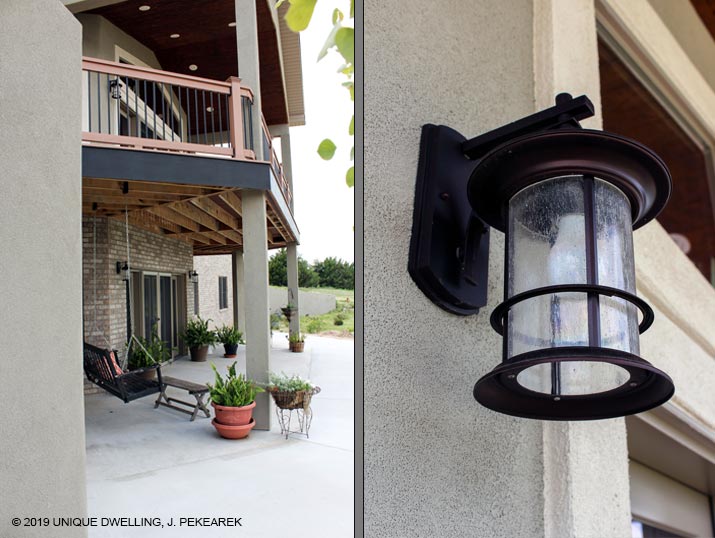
[
  {"left": 127, "top": 324, "right": 172, "bottom": 379},
  {"left": 266, "top": 372, "right": 320, "bottom": 410},
  {"left": 281, "top": 302, "right": 297, "bottom": 321},
  {"left": 181, "top": 316, "right": 216, "bottom": 362},
  {"left": 208, "top": 362, "right": 264, "bottom": 439},
  {"left": 216, "top": 325, "right": 244, "bottom": 358},
  {"left": 287, "top": 332, "right": 305, "bottom": 352}
]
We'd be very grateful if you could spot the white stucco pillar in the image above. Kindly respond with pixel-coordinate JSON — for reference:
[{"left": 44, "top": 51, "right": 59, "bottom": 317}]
[
  {"left": 0, "top": 1, "right": 86, "bottom": 536},
  {"left": 235, "top": 0, "right": 264, "bottom": 160},
  {"left": 534, "top": 1, "right": 632, "bottom": 536},
  {"left": 242, "top": 190, "right": 271, "bottom": 430},
  {"left": 232, "top": 249, "right": 246, "bottom": 335},
  {"left": 286, "top": 243, "right": 300, "bottom": 335}
]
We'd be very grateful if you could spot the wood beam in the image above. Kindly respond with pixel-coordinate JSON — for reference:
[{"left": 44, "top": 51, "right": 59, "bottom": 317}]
[
  {"left": 150, "top": 206, "right": 202, "bottom": 232},
  {"left": 171, "top": 201, "right": 221, "bottom": 231},
  {"left": 191, "top": 196, "right": 241, "bottom": 229}
]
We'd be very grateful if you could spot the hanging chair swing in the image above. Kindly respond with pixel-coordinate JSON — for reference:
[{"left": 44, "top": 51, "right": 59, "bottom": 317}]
[{"left": 83, "top": 205, "right": 163, "bottom": 403}]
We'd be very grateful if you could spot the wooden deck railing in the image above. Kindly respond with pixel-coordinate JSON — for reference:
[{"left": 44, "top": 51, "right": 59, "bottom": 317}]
[{"left": 82, "top": 57, "right": 293, "bottom": 211}]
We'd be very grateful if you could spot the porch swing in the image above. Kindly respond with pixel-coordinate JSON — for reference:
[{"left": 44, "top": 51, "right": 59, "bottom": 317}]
[{"left": 83, "top": 205, "right": 163, "bottom": 403}]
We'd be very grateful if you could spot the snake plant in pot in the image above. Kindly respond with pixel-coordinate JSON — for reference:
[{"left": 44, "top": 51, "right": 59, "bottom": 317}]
[
  {"left": 208, "top": 362, "right": 264, "bottom": 439},
  {"left": 181, "top": 316, "right": 216, "bottom": 362}
]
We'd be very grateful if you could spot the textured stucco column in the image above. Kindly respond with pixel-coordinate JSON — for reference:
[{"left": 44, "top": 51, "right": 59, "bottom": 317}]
[
  {"left": 535, "top": 1, "right": 632, "bottom": 536},
  {"left": 0, "top": 1, "right": 87, "bottom": 536},
  {"left": 365, "top": 1, "right": 545, "bottom": 536},
  {"left": 242, "top": 190, "right": 271, "bottom": 429},
  {"left": 235, "top": 0, "right": 264, "bottom": 160},
  {"left": 286, "top": 243, "right": 300, "bottom": 335},
  {"left": 232, "top": 249, "right": 246, "bottom": 335},
  {"left": 270, "top": 124, "right": 295, "bottom": 210}
]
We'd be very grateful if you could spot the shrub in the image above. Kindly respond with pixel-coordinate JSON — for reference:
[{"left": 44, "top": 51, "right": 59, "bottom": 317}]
[
  {"left": 306, "top": 318, "right": 323, "bottom": 334},
  {"left": 181, "top": 316, "right": 217, "bottom": 348}
]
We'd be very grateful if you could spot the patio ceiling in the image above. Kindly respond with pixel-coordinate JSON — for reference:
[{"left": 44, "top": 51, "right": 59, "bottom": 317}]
[
  {"left": 83, "top": 178, "right": 293, "bottom": 253},
  {"left": 86, "top": 0, "right": 289, "bottom": 126}
]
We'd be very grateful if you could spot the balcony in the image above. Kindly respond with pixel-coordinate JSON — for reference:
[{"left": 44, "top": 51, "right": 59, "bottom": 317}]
[{"left": 81, "top": 57, "right": 296, "bottom": 253}]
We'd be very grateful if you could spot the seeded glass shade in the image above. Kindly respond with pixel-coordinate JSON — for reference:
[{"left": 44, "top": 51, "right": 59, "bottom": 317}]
[{"left": 507, "top": 176, "right": 639, "bottom": 396}]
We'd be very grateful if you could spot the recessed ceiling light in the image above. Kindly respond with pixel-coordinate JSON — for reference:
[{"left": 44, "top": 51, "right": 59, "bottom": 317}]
[
  {"left": 138, "top": 5, "right": 151, "bottom": 11},
  {"left": 170, "top": 33, "right": 180, "bottom": 39},
  {"left": 228, "top": 22, "right": 237, "bottom": 27},
  {"left": 188, "top": 64, "right": 198, "bottom": 71},
  {"left": 206, "top": 107, "right": 214, "bottom": 113}
]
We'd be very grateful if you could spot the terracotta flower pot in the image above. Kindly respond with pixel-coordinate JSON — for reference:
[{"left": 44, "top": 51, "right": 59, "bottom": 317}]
[
  {"left": 223, "top": 343, "right": 238, "bottom": 358},
  {"left": 189, "top": 345, "right": 209, "bottom": 362},
  {"left": 212, "top": 400, "right": 256, "bottom": 426},
  {"left": 212, "top": 418, "right": 255, "bottom": 439}
]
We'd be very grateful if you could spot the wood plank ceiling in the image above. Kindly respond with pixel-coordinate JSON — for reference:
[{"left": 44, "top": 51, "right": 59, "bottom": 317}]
[
  {"left": 88, "top": 0, "right": 288, "bottom": 126},
  {"left": 83, "top": 178, "right": 294, "bottom": 254},
  {"left": 599, "top": 40, "right": 715, "bottom": 280}
]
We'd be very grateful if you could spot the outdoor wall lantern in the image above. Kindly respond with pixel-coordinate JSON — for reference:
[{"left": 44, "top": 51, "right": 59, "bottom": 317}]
[
  {"left": 116, "top": 261, "right": 129, "bottom": 281},
  {"left": 408, "top": 93, "right": 675, "bottom": 420},
  {"left": 188, "top": 270, "right": 199, "bottom": 284},
  {"left": 109, "top": 78, "right": 123, "bottom": 100}
]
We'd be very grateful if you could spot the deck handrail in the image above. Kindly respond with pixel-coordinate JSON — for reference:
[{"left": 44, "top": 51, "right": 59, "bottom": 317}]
[{"left": 81, "top": 57, "right": 293, "bottom": 213}]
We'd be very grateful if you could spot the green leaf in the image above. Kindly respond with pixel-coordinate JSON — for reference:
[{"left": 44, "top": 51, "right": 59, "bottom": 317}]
[
  {"left": 335, "top": 27, "right": 354, "bottom": 65},
  {"left": 317, "top": 139, "right": 337, "bottom": 160},
  {"left": 284, "top": 0, "right": 318, "bottom": 32},
  {"left": 349, "top": 115, "right": 354, "bottom": 136},
  {"left": 350, "top": 0, "right": 354, "bottom": 18},
  {"left": 332, "top": 8, "right": 344, "bottom": 24},
  {"left": 346, "top": 166, "right": 354, "bottom": 188},
  {"left": 276, "top": 0, "right": 286, "bottom": 7},
  {"left": 350, "top": 146, "right": 354, "bottom": 161},
  {"left": 318, "top": 21, "right": 341, "bottom": 61}
]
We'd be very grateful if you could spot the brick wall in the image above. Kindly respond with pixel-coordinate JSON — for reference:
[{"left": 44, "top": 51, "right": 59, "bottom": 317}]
[
  {"left": 82, "top": 215, "right": 195, "bottom": 395},
  {"left": 194, "top": 254, "right": 234, "bottom": 330}
]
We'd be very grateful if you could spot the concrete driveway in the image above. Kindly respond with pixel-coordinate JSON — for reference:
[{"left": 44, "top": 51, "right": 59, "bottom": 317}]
[{"left": 84, "top": 333, "right": 354, "bottom": 538}]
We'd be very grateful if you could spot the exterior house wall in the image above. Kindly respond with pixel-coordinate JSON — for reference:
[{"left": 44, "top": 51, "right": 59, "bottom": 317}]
[
  {"left": 0, "top": 1, "right": 87, "bottom": 535},
  {"left": 82, "top": 216, "right": 194, "bottom": 394},
  {"left": 77, "top": 13, "right": 162, "bottom": 68},
  {"left": 194, "top": 255, "right": 235, "bottom": 330}
]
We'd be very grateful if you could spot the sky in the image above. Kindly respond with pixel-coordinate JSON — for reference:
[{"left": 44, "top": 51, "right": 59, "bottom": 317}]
[{"left": 279, "top": 0, "right": 355, "bottom": 264}]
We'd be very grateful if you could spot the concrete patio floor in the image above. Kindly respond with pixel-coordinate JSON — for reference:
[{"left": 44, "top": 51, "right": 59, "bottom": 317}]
[{"left": 84, "top": 333, "right": 354, "bottom": 537}]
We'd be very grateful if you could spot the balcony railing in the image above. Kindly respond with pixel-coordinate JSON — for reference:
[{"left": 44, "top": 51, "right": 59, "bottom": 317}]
[{"left": 82, "top": 57, "right": 292, "bottom": 210}]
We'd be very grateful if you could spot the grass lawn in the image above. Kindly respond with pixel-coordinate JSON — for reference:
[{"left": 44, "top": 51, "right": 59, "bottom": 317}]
[{"left": 271, "top": 286, "right": 354, "bottom": 336}]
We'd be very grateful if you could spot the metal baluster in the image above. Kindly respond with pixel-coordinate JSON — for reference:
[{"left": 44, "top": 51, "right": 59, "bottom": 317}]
[
  {"left": 194, "top": 88, "right": 199, "bottom": 146},
  {"left": 135, "top": 76, "right": 139, "bottom": 137},
  {"left": 161, "top": 82, "right": 166, "bottom": 140},
  {"left": 96, "top": 72, "right": 101, "bottom": 133},
  {"left": 106, "top": 74, "right": 111, "bottom": 135},
  {"left": 186, "top": 87, "right": 191, "bottom": 143},
  {"left": 124, "top": 75, "right": 130, "bottom": 136},
  {"left": 217, "top": 91, "right": 223, "bottom": 147},
  {"left": 87, "top": 71, "right": 92, "bottom": 132},
  {"left": 152, "top": 82, "right": 157, "bottom": 139},
  {"left": 169, "top": 84, "right": 174, "bottom": 142},
  {"left": 144, "top": 79, "right": 148, "bottom": 138},
  {"left": 210, "top": 92, "right": 215, "bottom": 146},
  {"left": 178, "top": 85, "right": 183, "bottom": 142},
  {"left": 202, "top": 90, "right": 208, "bottom": 146}
]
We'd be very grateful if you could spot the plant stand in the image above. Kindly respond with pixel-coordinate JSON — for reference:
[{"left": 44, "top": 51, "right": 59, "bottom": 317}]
[
  {"left": 268, "top": 387, "right": 321, "bottom": 439},
  {"left": 275, "top": 406, "right": 313, "bottom": 439}
]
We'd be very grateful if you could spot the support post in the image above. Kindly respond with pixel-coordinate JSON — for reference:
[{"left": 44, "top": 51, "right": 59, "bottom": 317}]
[
  {"left": 287, "top": 243, "right": 300, "bottom": 336},
  {"left": 242, "top": 191, "right": 271, "bottom": 430},
  {"left": 232, "top": 249, "right": 246, "bottom": 335},
  {"left": 235, "top": 0, "right": 264, "bottom": 161},
  {"left": 270, "top": 124, "right": 295, "bottom": 211}
]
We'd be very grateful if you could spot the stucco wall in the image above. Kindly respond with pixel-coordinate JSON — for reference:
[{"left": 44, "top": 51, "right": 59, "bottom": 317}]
[
  {"left": 0, "top": 1, "right": 87, "bottom": 535},
  {"left": 77, "top": 13, "right": 162, "bottom": 68},
  {"left": 364, "top": 1, "right": 546, "bottom": 536}
]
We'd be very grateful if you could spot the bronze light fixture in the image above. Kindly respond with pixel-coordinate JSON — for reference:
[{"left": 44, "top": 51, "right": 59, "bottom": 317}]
[
  {"left": 409, "top": 93, "right": 674, "bottom": 420},
  {"left": 115, "top": 261, "right": 129, "bottom": 281},
  {"left": 188, "top": 270, "right": 199, "bottom": 284}
]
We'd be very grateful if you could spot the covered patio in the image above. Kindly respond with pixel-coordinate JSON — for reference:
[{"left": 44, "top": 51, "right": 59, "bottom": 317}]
[{"left": 84, "top": 333, "right": 353, "bottom": 537}]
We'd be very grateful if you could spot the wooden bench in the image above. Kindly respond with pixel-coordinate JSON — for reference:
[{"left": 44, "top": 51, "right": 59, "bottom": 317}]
[{"left": 154, "top": 376, "right": 211, "bottom": 421}]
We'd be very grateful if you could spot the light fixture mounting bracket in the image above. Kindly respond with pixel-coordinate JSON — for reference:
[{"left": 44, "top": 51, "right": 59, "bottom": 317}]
[{"left": 408, "top": 93, "right": 596, "bottom": 315}]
